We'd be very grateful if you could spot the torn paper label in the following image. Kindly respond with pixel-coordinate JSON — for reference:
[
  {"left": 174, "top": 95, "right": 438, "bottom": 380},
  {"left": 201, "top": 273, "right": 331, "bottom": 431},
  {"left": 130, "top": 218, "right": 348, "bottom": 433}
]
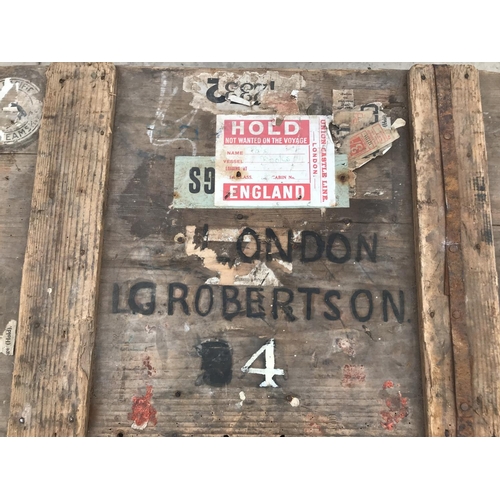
[
  {"left": 183, "top": 72, "right": 306, "bottom": 114},
  {"left": 0, "top": 320, "right": 16, "bottom": 356},
  {"left": 214, "top": 115, "right": 337, "bottom": 208},
  {"left": 332, "top": 89, "right": 354, "bottom": 110},
  {"left": 331, "top": 91, "right": 406, "bottom": 173}
]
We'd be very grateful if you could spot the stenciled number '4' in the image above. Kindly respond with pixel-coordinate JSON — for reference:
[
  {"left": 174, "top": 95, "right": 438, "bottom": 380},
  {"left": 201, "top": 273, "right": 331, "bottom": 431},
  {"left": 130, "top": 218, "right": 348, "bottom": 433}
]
[{"left": 241, "top": 339, "right": 285, "bottom": 388}]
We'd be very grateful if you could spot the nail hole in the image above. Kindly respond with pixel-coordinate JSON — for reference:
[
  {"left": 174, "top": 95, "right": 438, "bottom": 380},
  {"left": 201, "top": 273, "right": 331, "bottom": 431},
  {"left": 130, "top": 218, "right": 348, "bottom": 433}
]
[
  {"left": 235, "top": 171, "right": 241, "bottom": 178},
  {"left": 421, "top": 74, "right": 426, "bottom": 81},
  {"left": 445, "top": 429, "right": 450, "bottom": 437},
  {"left": 19, "top": 417, "right": 25, "bottom": 424},
  {"left": 175, "top": 391, "right": 182, "bottom": 397},
  {"left": 223, "top": 434, "right": 229, "bottom": 437},
  {"left": 465, "top": 73, "right": 469, "bottom": 79},
  {"left": 236, "top": 214, "right": 244, "bottom": 220},
  {"left": 100, "top": 130, "right": 105, "bottom": 135},
  {"left": 59, "top": 79, "right": 65, "bottom": 84},
  {"left": 117, "top": 432, "right": 124, "bottom": 437}
]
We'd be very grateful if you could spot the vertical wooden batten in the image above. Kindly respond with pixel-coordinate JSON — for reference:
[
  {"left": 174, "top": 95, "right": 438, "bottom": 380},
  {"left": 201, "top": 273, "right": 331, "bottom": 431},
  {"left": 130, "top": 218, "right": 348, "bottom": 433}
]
[
  {"left": 7, "top": 63, "right": 117, "bottom": 436},
  {"left": 409, "top": 64, "right": 500, "bottom": 436},
  {"left": 408, "top": 65, "right": 457, "bottom": 436}
]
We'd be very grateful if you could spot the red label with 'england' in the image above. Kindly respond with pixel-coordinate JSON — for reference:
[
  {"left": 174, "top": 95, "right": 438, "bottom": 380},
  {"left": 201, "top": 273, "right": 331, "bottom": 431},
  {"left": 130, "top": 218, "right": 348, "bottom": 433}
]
[{"left": 214, "top": 115, "right": 335, "bottom": 208}]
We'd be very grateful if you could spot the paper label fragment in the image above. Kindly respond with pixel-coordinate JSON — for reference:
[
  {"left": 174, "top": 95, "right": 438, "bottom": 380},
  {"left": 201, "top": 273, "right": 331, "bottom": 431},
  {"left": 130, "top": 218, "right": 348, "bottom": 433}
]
[
  {"left": 331, "top": 91, "right": 406, "bottom": 173},
  {"left": 214, "top": 115, "right": 337, "bottom": 207},
  {"left": 0, "top": 320, "right": 16, "bottom": 355}
]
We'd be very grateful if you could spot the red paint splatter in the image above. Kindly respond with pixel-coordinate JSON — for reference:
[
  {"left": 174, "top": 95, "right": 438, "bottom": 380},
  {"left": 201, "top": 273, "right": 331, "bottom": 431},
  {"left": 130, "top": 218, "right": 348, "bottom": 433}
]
[
  {"left": 128, "top": 385, "right": 157, "bottom": 428},
  {"left": 380, "top": 382, "right": 409, "bottom": 431},
  {"left": 341, "top": 364, "right": 366, "bottom": 387},
  {"left": 143, "top": 356, "right": 156, "bottom": 377}
]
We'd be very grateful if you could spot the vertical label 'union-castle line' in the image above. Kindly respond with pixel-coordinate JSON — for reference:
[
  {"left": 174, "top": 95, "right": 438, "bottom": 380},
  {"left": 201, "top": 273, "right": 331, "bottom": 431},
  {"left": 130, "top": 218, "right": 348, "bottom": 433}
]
[{"left": 214, "top": 115, "right": 336, "bottom": 208}]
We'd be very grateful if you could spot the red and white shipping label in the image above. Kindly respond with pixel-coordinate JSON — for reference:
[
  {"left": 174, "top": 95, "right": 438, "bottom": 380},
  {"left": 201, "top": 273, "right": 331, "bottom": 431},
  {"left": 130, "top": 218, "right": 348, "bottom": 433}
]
[{"left": 214, "top": 115, "right": 336, "bottom": 207}]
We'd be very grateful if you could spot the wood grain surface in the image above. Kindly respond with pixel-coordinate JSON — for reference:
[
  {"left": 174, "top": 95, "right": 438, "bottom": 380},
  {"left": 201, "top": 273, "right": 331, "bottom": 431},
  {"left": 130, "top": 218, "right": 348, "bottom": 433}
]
[{"left": 7, "top": 63, "right": 116, "bottom": 436}]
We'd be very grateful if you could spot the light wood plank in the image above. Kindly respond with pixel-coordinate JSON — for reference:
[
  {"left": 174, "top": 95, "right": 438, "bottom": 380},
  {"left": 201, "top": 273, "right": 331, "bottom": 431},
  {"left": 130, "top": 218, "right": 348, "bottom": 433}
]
[
  {"left": 7, "top": 63, "right": 116, "bottom": 436},
  {"left": 450, "top": 65, "right": 500, "bottom": 436},
  {"left": 408, "top": 65, "right": 456, "bottom": 436}
]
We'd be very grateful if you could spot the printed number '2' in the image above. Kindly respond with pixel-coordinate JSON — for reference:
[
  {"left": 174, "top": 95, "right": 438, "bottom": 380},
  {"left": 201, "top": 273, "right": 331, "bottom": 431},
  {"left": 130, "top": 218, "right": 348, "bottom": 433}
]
[
  {"left": 241, "top": 339, "right": 285, "bottom": 387},
  {"left": 206, "top": 78, "right": 225, "bottom": 104},
  {"left": 189, "top": 167, "right": 215, "bottom": 194}
]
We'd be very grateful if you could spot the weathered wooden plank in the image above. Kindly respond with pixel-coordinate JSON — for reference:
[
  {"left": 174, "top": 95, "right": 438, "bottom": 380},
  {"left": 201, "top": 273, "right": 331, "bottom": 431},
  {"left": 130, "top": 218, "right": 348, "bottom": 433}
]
[
  {"left": 408, "top": 65, "right": 456, "bottom": 437},
  {"left": 0, "top": 66, "right": 45, "bottom": 436},
  {"left": 409, "top": 64, "right": 500, "bottom": 437},
  {"left": 88, "top": 67, "right": 423, "bottom": 436},
  {"left": 449, "top": 65, "right": 500, "bottom": 436},
  {"left": 7, "top": 63, "right": 117, "bottom": 437}
]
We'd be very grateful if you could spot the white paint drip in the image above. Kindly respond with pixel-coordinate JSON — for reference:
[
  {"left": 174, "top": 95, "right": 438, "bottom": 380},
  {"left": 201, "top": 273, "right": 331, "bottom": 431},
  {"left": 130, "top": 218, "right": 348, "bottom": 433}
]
[
  {"left": 147, "top": 72, "right": 198, "bottom": 155},
  {"left": 290, "top": 397, "right": 300, "bottom": 407},
  {"left": 276, "top": 259, "right": 293, "bottom": 272},
  {"left": 47, "top": 287, "right": 52, "bottom": 294},
  {"left": 320, "top": 208, "right": 326, "bottom": 217},
  {"left": 0, "top": 78, "right": 13, "bottom": 101},
  {"left": 236, "top": 390, "right": 246, "bottom": 408},
  {"left": 183, "top": 323, "right": 190, "bottom": 332}
]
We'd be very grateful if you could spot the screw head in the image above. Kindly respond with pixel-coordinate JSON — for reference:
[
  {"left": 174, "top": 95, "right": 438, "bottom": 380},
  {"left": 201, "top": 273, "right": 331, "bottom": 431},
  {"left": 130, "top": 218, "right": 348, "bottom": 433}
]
[
  {"left": 461, "top": 403, "right": 469, "bottom": 411},
  {"left": 68, "top": 416, "right": 75, "bottom": 423},
  {"left": 449, "top": 244, "right": 459, "bottom": 253},
  {"left": 19, "top": 417, "right": 25, "bottom": 424},
  {"left": 452, "top": 310, "right": 461, "bottom": 319},
  {"left": 444, "top": 133, "right": 452, "bottom": 140}
]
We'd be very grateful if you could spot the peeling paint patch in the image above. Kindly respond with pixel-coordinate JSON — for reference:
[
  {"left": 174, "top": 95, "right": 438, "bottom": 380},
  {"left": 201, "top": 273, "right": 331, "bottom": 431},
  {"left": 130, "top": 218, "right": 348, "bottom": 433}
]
[
  {"left": 0, "top": 319, "right": 16, "bottom": 356},
  {"left": 183, "top": 71, "right": 306, "bottom": 114},
  {"left": 303, "top": 412, "right": 330, "bottom": 436},
  {"left": 335, "top": 338, "right": 356, "bottom": 357},
  {"left": 128, "top": 385, "right": 157, "bottom": 430},
  {"left": 341, "top": 364, "right": 366, "bottom": 387},
  {"left": 289, "top": 397, "right": 300, "bottom": 407},
  {"left": 234, "top": 261, "right": 282, "bottom": 286},
  {"left": 380, "top": 386, "right": 409, "bottom": 431},
  {"left": 383, "top": 380, "right": 394, "bottom": 389},
  {"left": 185, "top": 225, "right": 251, "bottom": 285}
]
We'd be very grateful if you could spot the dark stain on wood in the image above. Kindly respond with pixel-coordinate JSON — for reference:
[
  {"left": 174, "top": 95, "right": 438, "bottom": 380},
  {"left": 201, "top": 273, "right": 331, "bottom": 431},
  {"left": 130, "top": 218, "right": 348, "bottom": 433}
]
[{"left": 196, "top": 340, "right": 233, "bottom": 387}]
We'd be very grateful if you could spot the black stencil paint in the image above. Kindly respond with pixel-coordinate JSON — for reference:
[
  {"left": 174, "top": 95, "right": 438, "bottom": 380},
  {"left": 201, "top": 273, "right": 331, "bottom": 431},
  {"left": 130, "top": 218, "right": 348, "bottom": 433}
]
[
  {"left": 383, "top": 290, "right": 405, "bottom": 323},
  {"left": 197, "top": 340, "right": 233, "bottom": 386},
  {"left": 222, "top": 286, "right": 242, "bottom": 320},
  {"left": 300, "top": 231, "right": 324, "bottom": 262},
  {"left": 298, "top": 287, "right": 320, "bottom": 320},
  {"left": 246, "top": 287, "right": 265, "bottom": 318},
  {"left": 194, "top": 284, "right": 214, "bottom": 317},
  {"left": 236, "top": 227, "right": 261, "bottom": 263},
  {"left": 324, "top": 290, "right": 341, "bottom": 320},
  {"left": 350, "top": 289, "right": 373, "bottom": 322},
  {"left": 168, "top": 282, "right": 190, "bottom": 316},
  {"left": 326, "top": 233, "right": 351, "bottom": 264},
  {"left": 128, "top": 282, "right": 156, "bottom": 315},
  {"left": 272, "top": 287, "right": 296, "bottom": 321}
]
